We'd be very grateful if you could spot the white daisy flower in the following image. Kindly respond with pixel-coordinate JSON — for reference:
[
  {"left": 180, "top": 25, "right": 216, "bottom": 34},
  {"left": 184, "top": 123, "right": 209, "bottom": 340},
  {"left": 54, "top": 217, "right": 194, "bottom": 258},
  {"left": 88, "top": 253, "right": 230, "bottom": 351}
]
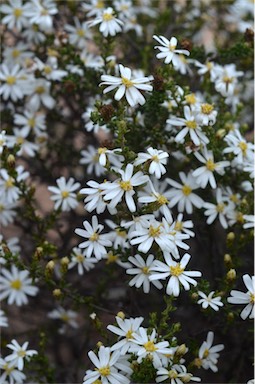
[
  {"left": 174, "top": 213, "right": 195, "bottom": 237},
  {"left": 0, "top": 357, "right": 26, "bottom": 384},
  {"left": 192, "top": 147, "right": 230, "bottom": 189},
  {"left": 214, "top": 64, "right": 243, "bottom": 97},
  {"left": 0, "top": 265, "right": 39, "bottom": 306},
  {"left": 194, "top": 103, "right": 217, "bottom": 126},
  {"left": 48, "top": 306, "right": 79, "bottom": 334},
  {"left": 203, "top": 188, "right": 235, "bottom": 229},
  {"left": 68, "top": 247, "right": 98, "bottom": 275},
  {"left": 227, "top": 274, "right": 254, "bottom": 320},
  {"left": 243, "top": 215, "right": 255, "bottom": 230},
  {"left": 223, "top": 129, "right": 255, "bottom": 164},
  {"left": 80, "top": 180, "right": 117, "bottom": 215},
  {"left": 150, "top": 253, "right": 202, "bottom": 297},
  {"left": 0, "top": 63, "right": 27, "bottom": 101},
  {"left": 75, "top": 215, "right": 112, "bottom": 260},
  {"left": 100, "top": 64, "right": 153, "bottom": 107},
  {"left": 126, "top": 254, "right": 163, "bottom": 293},
  {"left": 24, "top": 0, "right": 58, "bottom": 32},
  {"left": 0, "top": 197, "right": 17, "bottom": 227},
  {"left": 48, "top": 176, "right": 81, "bottom": 212},
  {"left": 134, "top": 147, "right": 169, "bottom": 179},
  {"left": 83, "top": 345, "right": 130, "bottom": 384},
  {"left": 0, "top": 0, "right": 29, "bottom": 31},
  {"left": 87, "top": 7, "right": 124, "bottom": 37},
  {"left": 80, "top": 145, "right": 106, "bottom": 177},
  {"left": 129, "top": 327, "right": 173, "bottom": 368},
  {"left": 105, "top": 219, "right": 130, "bottom": 250},
  {"left": 14, "top": 109, "right": 46, "bottom": 136},
  {"left": 65, "top": 16, "right": 92, "bottom": 49},
  {"left": 198, "top": 331, "right": 224, "bottom": 372},
  {"left": 6, "top": 127, "right": 39, "bottom": 157},
  {"left": 5, "top": 339, "right": 37, "bottom": 370},
  {"left": 156, "top": 364, "right": 201, "bottom": 383},
  {"left": 27, "top": 79, "right": 56, "bottom": 110},
  {"left": 153, "top": 35, "right": 190, "bottom": 65},
  {"left": 0, "top": 169, "right": 21, "bottom": 204},
  {"left": 107, "top": 315, "right": 144, "bottom": 355},
  {"left": 197, "top": 291, "right": 223, "bottom": 311},
  {"left": 0, "top": 310, "right": 8, "bottom": 327},
  {"left": 82, "top": 0, "right": 106, "bottom": 18}
]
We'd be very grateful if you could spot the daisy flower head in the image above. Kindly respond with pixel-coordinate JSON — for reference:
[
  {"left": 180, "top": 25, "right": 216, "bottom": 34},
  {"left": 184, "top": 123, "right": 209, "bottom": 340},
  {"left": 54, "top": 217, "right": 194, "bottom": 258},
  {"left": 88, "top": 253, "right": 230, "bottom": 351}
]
[
  {"left": 48, "top": 176, "right": 81, "bottom": 212},
  {"left": 223, "top": 129, "right": 255, "bottom": 165},
  {"left": 24, "top": 0, "right": 58, "bottom": 32},
  {"left": 68, "top": 247, "right": 98, "bottom": 275},
  {"left": 150, "top": 253, "right": 202, "bottom": 297},
  {"left": 82, "top": 0, "right": 106, "bottom": 17},
  {"left": 0, "top": 63, "right": 27, "bottom": 102},
  {"left": 75, "top": 215, "right": 112, "bottom": 260},
  {"left": 5, "top": 339, "right": 37, "bottom": 371},
  {"left": 0, "top": 0, "right": 29, "bottom": 31},
  {"left": 198, "top": 331, "right": 224, "bottom": 372},
  {"left": 0, "top": 357, "right": 26, "bottom": 384},
  {"left": 227, "top": 274, "right": 254, "bottom": 320},
  {"left": 197, "top": 291, "right": 223, "bottom": 311},
  {"left": 153, "top": 35, "right": 190, "bottom": 65},
  {"left": 243, "top": 214, "right": 255, "bottom": 230},
  {"left": 48, "top": 306, "right": 79, "bottom": 334},
  {"left": 100, "top": 64, "right": 153, "bottom": 107},
  {"left": 107, "top": 315, "right": 144, "bottom": 355},
  {"left": 134, "top": 147, "right": 169, "bottom": 179},
  {"left": 129, "top": 327, "right": 173, "bottom": 368},
  {"left": 80, "top": 180, "right": 117, "bottom": 215},
  {"left": 83, "top": 345, "right": 130, "bottom": 384},
  {"left": 156, "top": 364, "right": 201, "bottom": 383},
  {"left": 126, "top": 254, "right": 163, "bottom": 293},
  {"left": 194, "top": 102, "right": 218, "bottom": 126},
  {"left": 0, "top": 265, "right": 39, "bottom": 306},
  {"left": 192, "top": 147, "right": 230, "bottom": 189},
  {"left": 203, "top": 188, "right": 235, "bottom": 229},
  {"left": 87, "top": 7, "right": 124, "bottom": 37}
]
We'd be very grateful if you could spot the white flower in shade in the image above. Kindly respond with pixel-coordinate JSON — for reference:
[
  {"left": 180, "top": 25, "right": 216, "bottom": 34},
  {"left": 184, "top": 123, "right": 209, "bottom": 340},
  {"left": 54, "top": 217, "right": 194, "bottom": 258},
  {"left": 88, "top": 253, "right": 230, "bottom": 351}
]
[
  {"left": 174, "top": 213, "right": 195, "bottom": 237},
  {"left": 0, "top": 265, "right": 38, "bottom": 306},
  {"left": 48, "top": 177, "right": 81, "bottom": 211},
  {"left": 82, "top": 0, "right": 106, "bottom": 17},
  {"left": 87, "top": 7, "right": 124, "bottom": 37},
  {"left": 0, "top": 357, "right": 26, "bottom": 384},
  {"left": 129, "top": 327, "right": 173, "bottom": 368},
  {"left": 102, "top": 164, "right": 148, "bottom": 212},
  {"left": 83, "top": 346, "right": 130, "bottom": 384},
  {"left": 197, "top": 291, "right": 223, "bottom": 311},
  {"left": 153, "top": 35, "right": 190, "bottom": 65},
  {"left": 80, "top": 51, "right": 104, "bottom": 69},
  {"left": 3, "top": 43, "right": 33, "bottom": 65},
  {"left": 0, "top": 198, "right": 17, "bottom": 226},
  {"left": 0, "top": 0, "right": 29, "bottom": 31},
  {"left": 223, "top": 129, "right": 255, "bottom": 164},
  {"left": 167, "top": 105, "right": 209, "bottom": 146},
  {"left": 80, "top": 180, "right": 117, "bottom": 215},
  {"left": 214, "top": 64, "right": 243, "bottom": 96},
  {"left": 21, "top": 24, "right": 46, "bottom": 44},
  {"left": 0, "top": 310, "right": 8, "bottom": 327},
  {"left": 27, "top": 79, "right": 56, "bottom": 110},
  {"left": 5, "top": 340, "right": 37, "bottom": 370},
  {"left": 80, "top": 145, "right": 106, "bottom": 177},
  {"left": 48, "top": 306, "right": 79, "bottom": 334},
  {"left": 34, "top": 58, "right": 67, "bottom": 81},
  {"left": 198, "top": 331, "right": 224, "bottom": 372},
  {"left": 227, "top": 274, "right": 254, "bottom": 320},
  {"left": 65, "top": 16, "right": 92, "bottom": 49},
  {"left": 75, "top": 215, "right": 112, "bottom": 259},
  {"left": 0, "top": 63, "right": 27, "bottom": 101},
  {"left": 105, "top": 219, "right": 130, "bottom": 249},
  {"left": 14, "top": 109, "right": 46, "bottom": 136},
  {"left": 100, "top": 64, "right": 153, "bottom": 107},
  {"left": 0, "top": 169, "right": 21, "bottom": 204},
  {"left": 192, "top": 147, "right": 230, "bottom": 189},
  {"left": 150, "top": 253, "right": 201, "bottom": 297},
  {"left": 126, "top": 254, "right": 163, "bottom": 293},
  {"left": 243, "top": 215, "right": 255, "bottom": 230},
  {"left": 68, "top": 247, "right": 98, "bottom": 275},
  {"left": 203, "top": 188, "right": 235, "bottom": 229},
  {"left": 166, "top": 171, "right": 204, "bottom": 214},
  {"left": 134, "top": 147, "right": 169, "bottom": 179},
  {"left": 24, "top": 0, "right": 58, "bottom": 32},
  {"left": 6, "top": 127, "right": 39, "bottom": 157},
  {"left": 194, "top": 103, "right": 217, "bottom": 126},
  {"left": 107, "top": 315, "right": 144, "bottom": 355},
  {"left": 156, "top": 364, "right": 201, "bottom": 383}
]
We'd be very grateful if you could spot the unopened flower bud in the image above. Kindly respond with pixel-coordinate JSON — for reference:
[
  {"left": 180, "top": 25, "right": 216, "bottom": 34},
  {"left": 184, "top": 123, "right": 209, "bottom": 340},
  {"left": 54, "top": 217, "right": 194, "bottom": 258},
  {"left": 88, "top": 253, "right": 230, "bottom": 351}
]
[
  {"left": 227, "top": 232, "right": 235, "bottom": 241},
  {"left": 46, "top": 260, "right": 55, "bottom": 271},
  {"left": 34, "top": 246, "right": 43, "bottom": 260},
  {"left": 191, "top": 292, "right": 198, "bottom": 300},
  {"left": 90, "top": 312, "right": 97, "bottom": 320},
  {"left": 193, "top": 357, "right": 202, "bottom": 368},
  {"left": 224, "top": 254, "right": 232, "bottom": 265},
  {"left": 116, "top": 311, "right": 125, "bottom": 319},
  {"left": 176, "top": 344, "right": 187, "bottom": 357},
  {"left": 226, "top": 268, "right": 236, "bottom": 281},
  {"left": 7, "top": 154, "right": 15, "bottom": 168},
  {"left": 96, "top": 341, "right": 103, "bottom": 348},
  {"left": 216, "top": 129, "right": 226, "bottom": 139},
  {"left": 61, "top": 256, "right": 69, "bottom": 266},
  {"left": 53, "top": 288, "right": 62, "bottom": 298},
  {"left": 227, "top": 312, "right": 234, "bottom": 321}
]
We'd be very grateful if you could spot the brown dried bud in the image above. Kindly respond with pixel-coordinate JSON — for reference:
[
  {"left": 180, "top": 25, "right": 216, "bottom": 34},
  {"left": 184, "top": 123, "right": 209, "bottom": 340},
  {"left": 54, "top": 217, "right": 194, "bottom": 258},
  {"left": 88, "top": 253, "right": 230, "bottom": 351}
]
[
  {"left": 152, "top": 74, "right": 164, "bottom": 91},
  {"left": 180, "top": 39, "right": 193, "bottom": 51},
  {"left": 99, "top": 104, "right": 114, "bottom": 122},
  {"left": 244, "top": 28, "right": 254, "bottom": 43}
]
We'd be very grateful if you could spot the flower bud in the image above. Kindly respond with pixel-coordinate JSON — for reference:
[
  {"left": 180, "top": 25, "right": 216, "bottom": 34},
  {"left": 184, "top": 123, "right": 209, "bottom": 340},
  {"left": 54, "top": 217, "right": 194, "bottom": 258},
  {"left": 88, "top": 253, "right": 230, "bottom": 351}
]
[
  {"left": 7, "top": 154, "right": 15, "bottom": 168},
  {"left": 191, "top": 292, "right": 198, "bottom": 300},
  {"left": 34, "top": 246, "right": 43, "bottom": 260},
  {"left": 216, "top": 129, "right": 226, "bottom": 139},
  {"left": 53, "top": 288, "right": 62, "bottom": 298},
  {"left": 96, "top": 341, "right": 103, "bottom": 348},
  {"left": 227, "top": 232, "right": 235, "bottom": 241},
  {"left": 226, "top": 268, "right": 236, "bottom": 281},
  {"left": 176, "top": 344, "right": 187, "bottom": 357},
  {"left": 116, "top": 311, "right": 125, "bottom": 319},
  {"left": 224, "top": 253, "right": 232, "bottom": 265}
]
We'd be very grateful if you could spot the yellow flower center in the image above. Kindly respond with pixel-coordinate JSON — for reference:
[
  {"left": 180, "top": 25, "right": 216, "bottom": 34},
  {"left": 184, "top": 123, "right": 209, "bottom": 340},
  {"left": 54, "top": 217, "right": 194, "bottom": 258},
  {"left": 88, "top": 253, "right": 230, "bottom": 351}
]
[
  {"left": 148, "top": 225, "right": 161, "bottom": 238},
  {"left": 12, "top": 49, "right": 20, "bottom": 58},
  {"left": 103, "top": 12, "right": 113, "bottom": 21},
  {"left": 90, "top": 232, "right": 99, "bottom": 241},
  {"left": 16, "top": 136, "right": 24, "bottom": 145},
  {"left": 3, "top": 363, "right": 14, "bottom": 375},
  {"left": 92, "top": 380, "right": 102, "bottom": 384},
  {"left": 121, "top": 77, "right": 133, "bottom": 88},
  {"left": 119, "top": 180, "right": 132, "bottom": 191},
  {"left": 76, "top": 254, "right": 84, "bottom": 262},
  {"left": 61, "top": 191, "right": 69, "bottom": 198},
  {"left": 236, "top": 212, "right": 244, "bottom": 223},
  {"left": 5, "top": 177, "right": 14, "bottom": 188},
  {"left": 126, "top": 329, "right": 133, "bottom": 339},
  {"left": 143, "top": 340, "right": 157, "bottom": 352},
  {"left": 206, "top": 62, "right": 213, "bottom": 70},
  {"left": 106, "top": 251, "right": 118, "bottom": 264},
  {"left": 238, "top": 141, "right": 247, "bottom": 154},
  {"left": 168, "top": 369, "right": 178, "bottom": 379},
  {"left": 44, "top": 66, "right": 52, "bottom": 74},
  {"left": 77, "top": 28, "right": 85, "bottom": 37},
  {"left": 116, "top": 228, "right": 126, "bottom": 237},
  {"left": 41, "top": 8, "right": 49, "bottom": 16},
  {"left": 96, "top": 0, "right": 104, "bottom": 8},
  {"left": 223, "top": 76, "right": 233, "bottom": 84},
  {"left": 170, "top": 263, "right": 184, "bottom": 276},
  {"left": 98, "top": 147, "right": 107, "bottom": 155},
  {"left": 203, "top": 348, "right": 210, "bottom": 358},
  {"left": 250, "top": 293, "right": 255, "bottom": 304},
  {"left": 185, "top": 93, "right": 196, "bottom": 104},
  {"left": 35, "top": 86, "right": 45, "bottom": 94},
  {"left": 174, "top": 221, "right": 183, "bottom": 231},
  {"left": 201, "top": 103, "right": 213, "bottom": 115},
  {"left": 14, "top": 8, "right": 23, "bottom": 17},
  {"left": 17, "top": 349, "right": 26, "bottom": 357},
  {"left": 98, "top": 366, "right": 111, "bottom": 376},
  {"left": 216, "top": 203, "right": 225, "bottom": 213},
  {"left": 151, "top": 155, "right": 159, "bottom": 163},
  {"left": 157, "top": 194, "right": 168, "bottom": 205},
  {"left": 230, "top": 194, "right": 238, "bottom": 203},
  {"left": 169, "top": 44, "right": 176, "bottom": 51},
  {"left": 186, "top": 120, "right": 197, "bottom": 129},
  {"left": 6, "top": 76, "right": 16, "bottom": 85},
  {"left": 182, "top": 184, "right": 192, "bottom": 196},
  {"left": 142, "top": 266, "right": 150, "bottom": 274},
  {"left": 11, "top": 279, "right": 22, "bottom": 290},
  {"left": 206, "top": 158, "right": 216, "bottom": 171},
  {"left": 28, "top": 118, "right": 36, "bottom": 128}
]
